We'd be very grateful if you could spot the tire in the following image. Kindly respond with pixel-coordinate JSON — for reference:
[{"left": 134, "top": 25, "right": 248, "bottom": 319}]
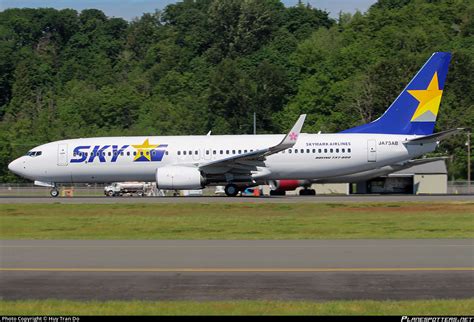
[
  {"left": 224, "top": 184, "right": 239, "bottom": 197},
  {"left": 107, "top": 190, "right": 115, "bottom": 197},
  {"left": 299, "top": 189, "right": 316, "bottom": 196},
  {"left": 50, "top": 189, "right": 59, "bottom": 198},
  {"left": 270, "top": 190, "right": 285, "bottom": 196}
]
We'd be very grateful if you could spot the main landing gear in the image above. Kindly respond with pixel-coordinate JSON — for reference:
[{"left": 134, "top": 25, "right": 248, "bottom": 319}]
[
  {"left": 50, "top": 188, "right": 59, "bottom": 197},
  {"left": 299, "top": 188, "right": 316, "bottom": 196},
  {"left": 224, "top": 183, "right": 239, "bottom": 197}
]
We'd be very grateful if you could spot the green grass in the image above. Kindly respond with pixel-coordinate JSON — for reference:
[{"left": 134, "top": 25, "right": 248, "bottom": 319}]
[
  {"left": 1, "top": 299, "right": 473, "bottom": 315},
  {"left": 0, "top": 202, "right": 473, "bottom": 239}
]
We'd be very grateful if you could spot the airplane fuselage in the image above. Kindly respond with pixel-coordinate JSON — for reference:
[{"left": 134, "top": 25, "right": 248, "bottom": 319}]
[{"left": 9, "top": 133, "right": 436, "bottom": 185}]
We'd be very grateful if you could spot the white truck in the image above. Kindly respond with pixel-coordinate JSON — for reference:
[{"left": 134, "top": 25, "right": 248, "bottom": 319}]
[{"left": 104, "top": 182, "right": 150, "bottom": 197}]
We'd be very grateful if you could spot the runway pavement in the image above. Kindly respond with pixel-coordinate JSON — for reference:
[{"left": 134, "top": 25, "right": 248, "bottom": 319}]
[
  {"left": 0, "top": 194, "right": 473, "bottom": 204},
  {"left": 1, "top": 240, "right": 473, "bottom": 300}
]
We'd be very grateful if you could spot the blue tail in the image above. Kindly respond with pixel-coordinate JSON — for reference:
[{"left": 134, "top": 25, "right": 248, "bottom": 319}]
[{"left": 341, "top": 52, "right": 451, "bottom": 135}]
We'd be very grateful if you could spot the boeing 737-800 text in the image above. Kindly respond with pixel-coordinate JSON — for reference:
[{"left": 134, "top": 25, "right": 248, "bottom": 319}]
[{"left": 8, "top": 52, "right": 461, "bottom": 197}]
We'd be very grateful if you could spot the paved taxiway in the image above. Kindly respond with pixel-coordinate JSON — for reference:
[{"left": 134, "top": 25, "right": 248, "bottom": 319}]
[
  {"left": 1, "top": 240, "right": 473, "bottom": 300},
  {"left": 0, "top": 194, "right": 473, "bottom": 204}
]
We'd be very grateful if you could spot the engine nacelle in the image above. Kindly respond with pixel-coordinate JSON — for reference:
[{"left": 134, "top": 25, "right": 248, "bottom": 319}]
[
  {"left": 156, "top": 166, "right": 204, "bottom": 190},
  {"left": 269, "top": 179, "right": 311, "bottom": 191}
]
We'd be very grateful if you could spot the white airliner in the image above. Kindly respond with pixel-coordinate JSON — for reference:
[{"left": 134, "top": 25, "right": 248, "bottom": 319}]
[{"left": 8, "top": 52, "right": 462, "bottom": 197}]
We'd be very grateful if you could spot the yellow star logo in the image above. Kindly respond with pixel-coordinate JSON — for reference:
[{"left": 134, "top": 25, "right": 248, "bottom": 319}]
[
  {"left": 131, "top": 139, "right": 159, "bottom": 161},
  {"left": 408, "top": 72, "right": 443, "bottom": 122}
]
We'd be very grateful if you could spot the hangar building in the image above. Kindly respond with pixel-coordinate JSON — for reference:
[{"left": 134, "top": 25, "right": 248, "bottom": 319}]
[{"left": 351, "top": 159, "right": 448, "bottom": 194}]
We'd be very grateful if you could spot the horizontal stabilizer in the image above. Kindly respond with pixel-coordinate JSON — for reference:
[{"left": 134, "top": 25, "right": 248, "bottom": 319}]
[
  {"left": 404, "top": 156, "right": 449, "bottom": 165},
  {"left": 404, "top": 128, "right": 465, "bottom": 144}
]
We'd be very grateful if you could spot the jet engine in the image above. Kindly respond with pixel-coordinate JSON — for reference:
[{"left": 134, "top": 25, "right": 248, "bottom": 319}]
[
  {"left": 156, "top": 166, "right": 204, "bottom": 190},
  {"left": 268, "top": 179, "right": 315, "bottom": 196},
  {"left": 269, "top": 180, "right": 310, "bottom": 191}
]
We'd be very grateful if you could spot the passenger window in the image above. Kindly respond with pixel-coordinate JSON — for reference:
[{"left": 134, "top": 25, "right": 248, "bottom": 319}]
[
  {"left": 324, "top": 149, "right": 327, "bottom": 153},
  {"left": 226, "top": 150, "right": 229, "bottom": 154},
  {"left": 238, "top": 150, "right": 241, "bottom": 154},
  {"left": 295, "top": 149, "right": 298, "bottom": 153},
  {"left": 195, "top": 151, "right": 198, "bottom": 155},
  {"left": 336, "top": 149, "right": 339, "bottom": 153},
  {"left": 244, "top": 150, "right": 247, "bottom": 153},
  {"left": 183, "top": 151, "right": 187, "bottom": 155},
  {"left": 220, "top": 150, "right": 223, "bottom": 154},
  {"left": 301, "top": 149, "right": 304, "bottom": 153},
  {"left": 330, "top": 149, "right": 333, "bottom": 153},
  {"left": 232, "top": 150, "right": 235, "bottom": 154},
  {"left": 165, "top": 151, "right": 168, "bottom": 155},
  {"left": 213, "top": 150, "right": 216, "bottom": 155},
  {"left": 312, "top": 149, "right": 315, "bottom": 153},
  {"left": 348, "top": 148, "right": 351, "bottom": 153},
  {"left": 206, "top": 150, "right": 209, "bottom": 155},
  {"left": 127, "top": 151, "right": 130, "bottom": 156},
  {"left": 318, "top": 149, "right": 321, "bottom": 153},
  {"left": 178, "top": 151, "right": 181, "bottom": 155},
  {"left": 342, "top": 149, "right": 345, "bottom": 153},
  {"left": 151, "top": 151, "right": 155, "bottom": 155}
]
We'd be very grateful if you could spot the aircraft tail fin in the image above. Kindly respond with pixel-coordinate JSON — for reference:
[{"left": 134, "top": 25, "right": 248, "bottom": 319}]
[{"left": 341, "top": 52, "right": 451, "bottom": 135}]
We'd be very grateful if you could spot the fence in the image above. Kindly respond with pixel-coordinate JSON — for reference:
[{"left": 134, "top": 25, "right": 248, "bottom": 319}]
[
  {"left": 0, "top": 183, "right": 221, "bottom": 197},
  {"left": 0, "top": 182, "right": 472, "bottom": 197},
  {"left": 447, "top": 181, "right": 474, "bottom": 194}
]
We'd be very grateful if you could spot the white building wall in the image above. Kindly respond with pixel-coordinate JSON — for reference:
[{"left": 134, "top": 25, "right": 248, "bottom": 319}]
[
  {"left": 414, "top": 174, "right": 447, "bottom": 194},
  {"left": 312, "top": 183, "right": 349, "bottom": 195}
]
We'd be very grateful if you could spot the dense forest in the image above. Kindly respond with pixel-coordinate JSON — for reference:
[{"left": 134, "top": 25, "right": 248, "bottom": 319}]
[{"left": 0, "top": 0, "right": 472, "bottom": 182}]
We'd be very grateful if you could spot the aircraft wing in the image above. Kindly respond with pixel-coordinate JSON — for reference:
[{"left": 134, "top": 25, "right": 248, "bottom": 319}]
[
  {"left": 198, "top": 114, "right": 306, "bottom": 175},
  {"left": 403, "top": 128, "right": 465, "bottom": 144}
]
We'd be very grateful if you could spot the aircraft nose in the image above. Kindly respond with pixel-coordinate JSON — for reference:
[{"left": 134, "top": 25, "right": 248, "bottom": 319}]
[{"left": 8, "top": 158, "right": 22, "bottom": 175}]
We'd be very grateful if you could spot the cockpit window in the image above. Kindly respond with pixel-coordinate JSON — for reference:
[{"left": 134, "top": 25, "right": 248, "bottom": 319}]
[{"left": 26, "top": 151, "right": 42, "bottom": 157}]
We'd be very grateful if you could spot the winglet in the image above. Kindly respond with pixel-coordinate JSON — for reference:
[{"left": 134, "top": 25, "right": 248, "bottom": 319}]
[{"left": 270, "top": 114, "right": 306, "bottom": 153}]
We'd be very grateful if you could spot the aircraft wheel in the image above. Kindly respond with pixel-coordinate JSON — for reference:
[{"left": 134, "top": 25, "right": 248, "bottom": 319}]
[
  {"left": 270, "top": 190, "right": 286, "bottom": 196},
  {"left": 224, "top": 184, "right": 239, "bottom": 197},
  {"left": 299, "top": 189, "right": 316, "bottom": 196},
  {"left": 50, "top": 189, "right": 59, "bottom": 198}
]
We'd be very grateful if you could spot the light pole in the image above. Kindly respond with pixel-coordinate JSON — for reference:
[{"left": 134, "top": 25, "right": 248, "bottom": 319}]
[{"left": 467, "top": 131, "right": 471, "bottom": 193}]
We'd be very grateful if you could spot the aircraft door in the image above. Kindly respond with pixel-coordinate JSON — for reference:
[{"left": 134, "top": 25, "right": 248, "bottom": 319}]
[
  {"left": 58, "top": 143, "right": 68, "bottom": 166},
  {"left": 367, "top": 139, "right": 377, "bottom": 162}
]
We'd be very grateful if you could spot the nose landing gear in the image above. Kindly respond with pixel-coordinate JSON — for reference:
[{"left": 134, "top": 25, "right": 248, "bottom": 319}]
[{"left": 50, "top": 188, "right": 59, "bottom": 197}]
